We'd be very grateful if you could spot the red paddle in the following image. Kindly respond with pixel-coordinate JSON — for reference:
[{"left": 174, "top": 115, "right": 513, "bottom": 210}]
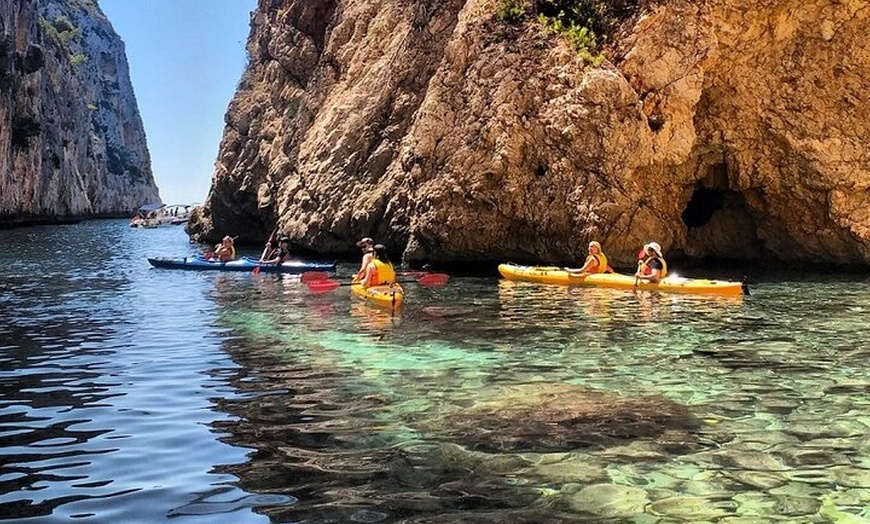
[
  {"left": 307, "top": 279, "right": 350, "bottom": 294},
  {"left": 414, "top": 273, "right": 449, "bottom": 286},
  {"left": 304, "top": 273, "right": 449, "bottom": 293},
  {"left": 300, "top": 271, "right": 332, "bottom": 283}
]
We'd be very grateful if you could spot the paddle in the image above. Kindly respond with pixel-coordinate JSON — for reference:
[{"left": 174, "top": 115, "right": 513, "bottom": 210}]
[
  {"left": 404, "top": 273, "right": 449, "bottom": 286},
  {"left": 300, "top": 271, "right": 332, "bottom": 283},
  {"left": 302, "top": 271, "right": 448, "bottom": 284},
  {"left": 306, "top": 279, "right": 362, "bottom": 294},
  {"left": 304, "top": 272, "right": 449, "bottom": 294},
  {"left": 252, "top": 227, "right": 279, "bottom": 275}
]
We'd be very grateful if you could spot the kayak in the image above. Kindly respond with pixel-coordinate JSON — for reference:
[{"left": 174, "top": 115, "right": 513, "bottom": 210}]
[
  {"left": 498, "top": 263, "right": 747, "bottom": 297},
  {"left": 148, "top": 256, "right": 336, "bottom": 274},
  {"left": 350, "top": 282, "right": 405, "bottom": 311}
]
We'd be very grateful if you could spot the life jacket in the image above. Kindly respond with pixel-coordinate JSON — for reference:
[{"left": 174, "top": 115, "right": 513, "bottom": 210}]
[
  {"left": 593, "top": 253, "right": 609, "bottom": 274},
  {"left": 639, "top": 255, "right": 668, "bottom": 280},
  {"left": 365, "top": 260, "right": 396, "bottom": 287}
]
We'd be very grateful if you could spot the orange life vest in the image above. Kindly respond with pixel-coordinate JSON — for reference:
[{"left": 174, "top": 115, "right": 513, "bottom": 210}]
[{"left": 592, "top": 253, "right": 609, "bottom": 273}]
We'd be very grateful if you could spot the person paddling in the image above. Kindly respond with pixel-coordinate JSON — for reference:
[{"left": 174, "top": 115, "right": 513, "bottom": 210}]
[
  {"left": 361, "top": 244, "right": 397, "bottom": 288},
  {"left": 259, "top": 237, "right": 291, "bottom": 265},
  {"left": 567, "top": 241, "right": 611, "bottom": 276},
  {"left": 634, "top": 242, "right": 668, "bottom": 283},
  {"left": 210, "top": 236, "right": 236, "bottom": 261},
  {"left": 354, "top": 237, "right": 376, "bottom": 282}
]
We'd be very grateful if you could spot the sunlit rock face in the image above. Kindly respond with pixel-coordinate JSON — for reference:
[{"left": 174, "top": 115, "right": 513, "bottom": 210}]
[
  {"left": 0, "top": 0, "right": 159, "bottom": 226},
  {"left": 193, "top": 0, "right": 868, "bottom": 267}
]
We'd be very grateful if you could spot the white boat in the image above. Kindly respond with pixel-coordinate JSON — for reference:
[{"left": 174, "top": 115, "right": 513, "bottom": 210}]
[{"left": 130, "top": 203, "right": 196, "bottom": 228}]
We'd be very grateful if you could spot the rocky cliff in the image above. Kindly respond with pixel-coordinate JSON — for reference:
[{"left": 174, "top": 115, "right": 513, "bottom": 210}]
[
  {"left": 0, "top": 0, "right": 158, "bottom": 226},
  {"left": 191, "top": 0, "right": 868, "bottom": 267}
]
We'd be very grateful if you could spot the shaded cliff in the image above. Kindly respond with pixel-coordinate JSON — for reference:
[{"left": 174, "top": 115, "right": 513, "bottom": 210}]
[
  {"left": 191, "top": 0, "right": 869, "bottom": 267},
  {"left": 0, "top": 0, "right": 159, "bottom": 226}
]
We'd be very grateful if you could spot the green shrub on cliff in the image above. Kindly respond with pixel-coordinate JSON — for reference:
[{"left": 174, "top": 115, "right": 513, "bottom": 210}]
[
  {"left": 537, "top": 0, "right": 639, "bottom": 47},
  {"left": 70, "top": 53, "right": 88, "bottom": 69},
  {"left": 38, "top": 16, "right": 89, "bottom": 70},
  {"left": 497, "top": 0, "right": 527, "bottom": 24},
  {"left": 40, "top": 15, "right": 81, "bottom": 46},
  {"left": 495, "top": 0, "right": 644, "bottom": 61},
  {"left": 537, "top": 13, "right": 597, "bottom": 55}
]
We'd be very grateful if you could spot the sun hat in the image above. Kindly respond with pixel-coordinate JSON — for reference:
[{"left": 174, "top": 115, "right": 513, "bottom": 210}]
[
  {"left": 645, "top": 242, "right": 663, "bottom": 257},
  {"left": 356, "top": 237, "right": 374, "bottom": 247}
]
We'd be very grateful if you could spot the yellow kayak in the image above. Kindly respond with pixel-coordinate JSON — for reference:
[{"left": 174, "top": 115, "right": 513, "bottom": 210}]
[
  {"left": 498, "top": 263, "right": 746, "bottom": 297},
  {"left": 350, "top": 282, "right": 405, "bottom": 311}
]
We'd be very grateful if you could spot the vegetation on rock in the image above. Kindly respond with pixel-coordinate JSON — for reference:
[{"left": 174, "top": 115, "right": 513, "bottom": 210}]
[
  {"left": 497, "top": 0, "right": 648, "bottom": 60},
  {"left": 39, "top": 15, "right": 88, "bottom": 69}
]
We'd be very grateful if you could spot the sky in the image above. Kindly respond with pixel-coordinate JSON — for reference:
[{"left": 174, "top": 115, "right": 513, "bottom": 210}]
[{"left": 99, "top": 0, "right": 258, "bottom": 205}]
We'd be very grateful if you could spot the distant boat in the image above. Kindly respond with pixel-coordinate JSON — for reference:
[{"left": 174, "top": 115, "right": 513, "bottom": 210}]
[
  {"left": 130, "top": 203, "right": 195, "bottom": 228},
  {"left": 165, "top": 204, "right": 195, "bottom": 225}
]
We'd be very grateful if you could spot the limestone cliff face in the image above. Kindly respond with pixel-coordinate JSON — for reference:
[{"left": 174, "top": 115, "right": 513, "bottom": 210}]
[
  {"left": 193, "top": 0, "right": 868, "bottom": 267},
  {"left": 0, "top": 0, "right": 159, "bottom": 226}
]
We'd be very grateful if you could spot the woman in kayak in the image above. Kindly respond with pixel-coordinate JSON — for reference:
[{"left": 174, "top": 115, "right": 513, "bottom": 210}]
[
  {"left": 635, "top": 242, "right": 668, "bottom": 283},
  {"left": 209, "top": 236, "right": 236, "bottom": 261},
  {"left": 361, "top": 244, "right": 397, "bottom": 288},
  {"left": 567, "top": 241, "right": 611, "bottom": 276},
  {"left": 259, "top": 237, "right": 291, "bottom": 264}
]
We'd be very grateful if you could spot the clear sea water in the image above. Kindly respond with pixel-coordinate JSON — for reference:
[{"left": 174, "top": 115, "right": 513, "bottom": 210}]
[{"left": 0, "top": 220, "right": 868, "bottom": 523}]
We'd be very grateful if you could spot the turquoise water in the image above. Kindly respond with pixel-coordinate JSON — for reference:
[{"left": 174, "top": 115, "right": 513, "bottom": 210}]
[{"left": 0, "top": 220, "right": 868, "bottom": 523}]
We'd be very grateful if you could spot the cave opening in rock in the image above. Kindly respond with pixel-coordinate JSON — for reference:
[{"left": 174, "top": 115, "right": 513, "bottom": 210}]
[
  {"left": 681, "top": 185, "right": 724, "bottom": 228},
  {"left": 681, "top": 162, "right": 762, "bottom": 260}
]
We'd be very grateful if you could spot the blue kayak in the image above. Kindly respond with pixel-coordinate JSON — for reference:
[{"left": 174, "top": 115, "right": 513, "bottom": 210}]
[{"left": 147, "top": 256, "right": 336, "bottom": 274}]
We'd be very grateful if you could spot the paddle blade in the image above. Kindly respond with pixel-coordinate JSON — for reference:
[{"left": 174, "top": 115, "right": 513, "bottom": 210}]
[
  {"left": 252, "top": 265, "right": 261, "bottom": 275},
  {"left": 307, "top": 280, "right": 341, "bottom": 294},
  {"left": 300, "top": 271, "right": 331, "bottom": 283},
  {"left": 417, "top": 273, "right": 449, "bottom": 286},
  {"left": 398, "top": 271, "right": 427, "bottom": 278}
]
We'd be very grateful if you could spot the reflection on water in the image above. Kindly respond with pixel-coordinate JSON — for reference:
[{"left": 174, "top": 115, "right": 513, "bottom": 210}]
[
  {"left": 0, "top": 222, "right": 283, "bottom": 523},
  {"left": 1, "top": 220, "right": 869, "bottom": 522}
]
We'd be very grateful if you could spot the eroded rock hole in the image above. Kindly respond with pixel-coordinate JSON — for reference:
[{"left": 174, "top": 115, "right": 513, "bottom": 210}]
[{"left": 681, "top": 186, "right": 724, "bottom": 228}]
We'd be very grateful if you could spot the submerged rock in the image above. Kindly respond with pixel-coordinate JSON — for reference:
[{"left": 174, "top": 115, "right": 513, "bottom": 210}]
[
  {"left": 567, "top": 483, "right": 649, "bottom": 518},
  {"left": 420, "top": 383, "right": 699, "bottom": 453}
]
